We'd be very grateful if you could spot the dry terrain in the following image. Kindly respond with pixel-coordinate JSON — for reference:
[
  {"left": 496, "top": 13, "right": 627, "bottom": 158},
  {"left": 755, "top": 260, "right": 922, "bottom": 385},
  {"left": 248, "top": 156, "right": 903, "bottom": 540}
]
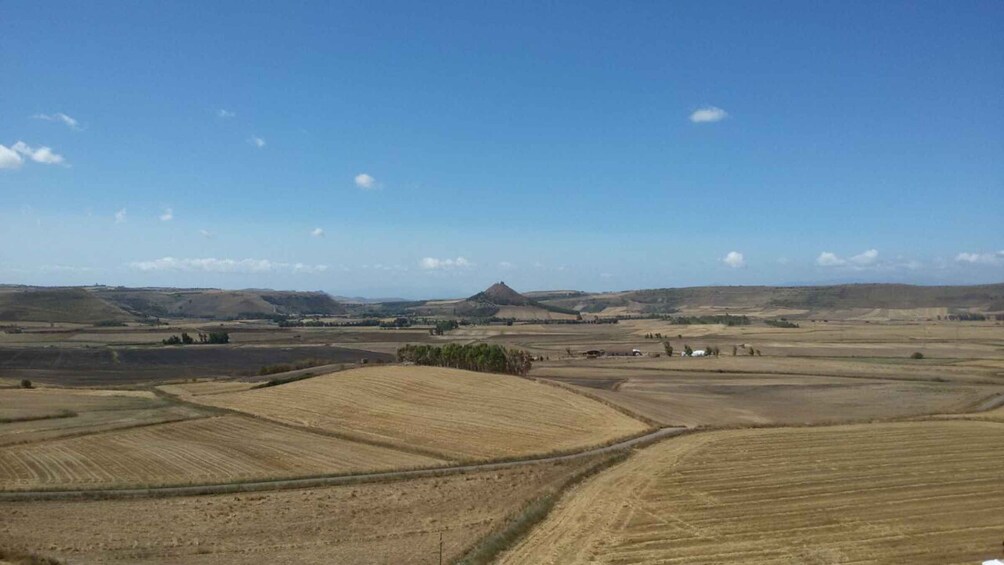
[
  {"left": 0, "top": 456, "right": 604, "bottom": 564},
  {"left": 0, "top": 415, "right": 442, "bottom": 490},
  {"left": 175, "top": 365, "right": 651, "bottom": 460},
  {"left": 0, "top": 388, "right": 204, "bottom": 447},
  {"left": 500, "top": 420, "right": 1004, "bottom": 565}
]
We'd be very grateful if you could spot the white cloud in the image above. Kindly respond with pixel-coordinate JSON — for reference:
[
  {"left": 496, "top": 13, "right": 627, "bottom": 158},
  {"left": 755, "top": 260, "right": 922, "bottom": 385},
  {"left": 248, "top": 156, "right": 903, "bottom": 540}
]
[
  {"left": 159, "top": 207, "right": 174, "bottom": 222},
  {"left": 419, "top": 256, "right": 473, "bottom": 270},
  {"left": 689, "top": 106, "right": 728, "bottom": 123},
  {"left": 114, "top": 208, "right": 127, "bottom": 224},
  {"left": 129, "top": 257, "right": 328, "bottom": 274},
  {"left": 248, "top": 136, "right": 266, "bottom": 148},
  {"left": 199, "top": 229, "right": 213, "bottom": 238},
  {"left": 849, "top": 248, "right": 878, "bottom": 266},
  {"left": 310, "top": 227, "right": 325, "bottom": 237},
  {"left": 498, "top": 261, "right": 514, "bottom": 270},
  {"left": 217, "top": 109, "right": 236, "bottom": 119},
  {"left": 12, "top": 141, "right": 65, "bottom": 165},
  {"left": 354, "top": 173, "right": 376, "bottom": 189},
  {"left": 0, "top": 144, "right": 24, "bottom": 169},
  {"left": 32, "top": 112, "right": 80, "bottom": 130},
  {"left": 955, "top": 251, "right": 1004, "bottom": 266},
  {"left": 818, "top": 248, "right": 885, "bottom": 269},
  {"left": 723, "top": 251, "right": 745, "bottom": 268}
]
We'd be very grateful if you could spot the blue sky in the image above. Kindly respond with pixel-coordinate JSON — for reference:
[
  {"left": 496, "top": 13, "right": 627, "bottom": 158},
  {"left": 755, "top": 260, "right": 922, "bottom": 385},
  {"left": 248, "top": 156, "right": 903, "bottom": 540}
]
[{"left": 2, "top": 1, "right": 1001, "bottom": 298}]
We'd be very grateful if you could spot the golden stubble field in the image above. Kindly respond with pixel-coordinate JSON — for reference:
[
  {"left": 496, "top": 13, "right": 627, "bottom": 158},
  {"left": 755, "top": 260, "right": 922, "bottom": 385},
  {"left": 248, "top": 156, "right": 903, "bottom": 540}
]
[
  {"left": 499, "top": 420, "right": 1004, "bottom": 565},
  {"left": 0, "top": 415, "right": 442, "bottom": 491},
  {"left": 176, "top": 365, "right": 651, "bottom": 460},
  {"left": 0, "top": 456, "right": 606, "bottom": 565}
]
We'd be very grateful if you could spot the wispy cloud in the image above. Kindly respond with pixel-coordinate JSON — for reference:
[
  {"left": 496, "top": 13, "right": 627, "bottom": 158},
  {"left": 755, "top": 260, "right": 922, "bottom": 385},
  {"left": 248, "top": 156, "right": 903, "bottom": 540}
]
[
  {"left": 159, "top": 207, "right": 174, "bottom": 222},
  {"left": 849, "top": 249, "right": 879, "bottom": 266},
  {"left": 310, "top": 227, "right": 325, "bottom": 237},
  {"left": 689, "top": 106, "right": 728, "bottom": 123},
  {"left": 114, "top": 208, "right": 127, "bottom": 224},
  {"left": 130, "top": 257, "right": 329, "bottom": 274},
  {"left": 816, "top": 251, "right": 845, "bottom": 267},
  {"left": 722, "top": 251, "right": 745, "bottom": 268},
  {"left": 199, "top": 229, "right": 214, "bottom": 238},
  {"left": 217, "top": 109, "right": 236, "bottom": 119},
  {"left": 355, "top": 173, "right": 377, "bottom": 190},
  {"left": 419, "top": 256, "right": 473, "bottom": 270},
  {"left": 955, "top": 251, "right": 1004, "bottom": 266},
  {"left": 12, "top": 141, "right": 65, "bottom": 165},
  {"left": 248, "top": 135, "right": 266, "bottom": 148},
  {"left": 0, "top": 144, "right": 23, "bottom": 169},
  {"left": 498, "top": 261, "right": 514, "bottom": 270},
  {"left": 32, "top": 112, "right": 80, "bottom": 130}
]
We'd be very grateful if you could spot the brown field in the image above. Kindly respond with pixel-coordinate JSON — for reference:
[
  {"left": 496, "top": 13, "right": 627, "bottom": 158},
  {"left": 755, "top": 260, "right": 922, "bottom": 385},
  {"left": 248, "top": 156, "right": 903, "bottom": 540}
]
[
  {"left": 0, "top": 456, "right": 604, "bottom": 564},
  {"left": 500, "top": 420, "right": 1004, "bottom": 565},
  {"left": 0, "top": 388, "right": 204, "bottom": 447},
  {"left": 177, "top": 365, "right": 651, "bottom": 460},
  {"left": 0, "top": 415, "right": 442, "bottom": 490}
]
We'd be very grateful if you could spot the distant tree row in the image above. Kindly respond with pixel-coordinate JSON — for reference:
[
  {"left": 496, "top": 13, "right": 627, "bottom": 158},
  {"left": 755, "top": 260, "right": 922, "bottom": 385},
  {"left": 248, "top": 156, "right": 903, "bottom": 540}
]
[
  {"left": 667, "top": 315, "right": 750, "bottom": 326},
  {"left": 397, "top": 343, "right": 533, "bottom": 376},
  {"left": 162, "top": 331, "right": 229, "bottom": 345},
  {"left": 431, "top": 320, "right": 460, "bottom": 335},
  {"left": 765, "top": 319, "right": 800, "bottom": 328}
]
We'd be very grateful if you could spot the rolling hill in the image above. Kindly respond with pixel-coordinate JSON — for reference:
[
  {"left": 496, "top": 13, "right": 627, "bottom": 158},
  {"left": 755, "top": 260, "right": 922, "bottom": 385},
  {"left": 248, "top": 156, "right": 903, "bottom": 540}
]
[{"left": 0, "top": 286, "right": 346, "bottom": 323}]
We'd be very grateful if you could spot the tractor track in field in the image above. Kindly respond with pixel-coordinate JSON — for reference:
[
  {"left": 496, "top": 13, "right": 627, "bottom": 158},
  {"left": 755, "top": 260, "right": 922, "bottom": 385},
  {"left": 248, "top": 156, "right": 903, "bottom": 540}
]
[{"left": 0, "top": 426, "right": 687, "bottom": 501}]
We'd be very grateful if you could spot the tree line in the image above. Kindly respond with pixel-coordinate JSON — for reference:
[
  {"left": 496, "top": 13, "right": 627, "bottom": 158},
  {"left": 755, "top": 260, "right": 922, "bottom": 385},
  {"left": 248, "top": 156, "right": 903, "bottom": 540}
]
[
  {"left": 162, "top": 331, "right": 230, "bottom": 345},
  {"left": 397, "top": 343, "right": 533, "bottom": 376}
]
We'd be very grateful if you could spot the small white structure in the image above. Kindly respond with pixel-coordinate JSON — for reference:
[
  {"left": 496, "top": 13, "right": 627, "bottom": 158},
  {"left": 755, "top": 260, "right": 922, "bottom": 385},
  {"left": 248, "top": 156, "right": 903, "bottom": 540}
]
[
  {"left": 982, "top": 560, "right": 1004, "bottom": 565},
  {"left": 631, "top": 348, "right": 642, "bottom": 356},
  {"left": 692, "top": 350, "right": 707, "bottom": 357}
]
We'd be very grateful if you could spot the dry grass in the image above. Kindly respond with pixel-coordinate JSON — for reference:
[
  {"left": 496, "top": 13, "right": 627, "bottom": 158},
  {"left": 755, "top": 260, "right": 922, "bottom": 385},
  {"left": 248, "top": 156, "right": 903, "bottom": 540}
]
[
  {"left": 0, "top": 389, "right": 205, "bottom": 447},
  {"left": 0, "top": 457, "right": 600, "bottom": 564},
  {"left": 182, "top": 365, "right": 650, "bottom": 460},
  {"left": 499, "top": 421, "right": 1004, "bottom": 564},
  {"left": 0, "top": 416, "right": 442, "bottom": 490}
]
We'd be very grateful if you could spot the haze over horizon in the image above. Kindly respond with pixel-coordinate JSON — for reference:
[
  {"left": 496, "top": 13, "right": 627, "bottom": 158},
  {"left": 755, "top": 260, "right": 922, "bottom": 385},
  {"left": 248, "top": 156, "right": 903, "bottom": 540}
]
[{"left": 3, "top": 1, "right": 1002, "bottom": 298}]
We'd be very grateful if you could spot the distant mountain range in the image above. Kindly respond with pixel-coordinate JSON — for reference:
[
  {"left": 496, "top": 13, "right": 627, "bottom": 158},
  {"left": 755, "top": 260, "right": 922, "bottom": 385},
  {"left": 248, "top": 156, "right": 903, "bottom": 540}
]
[{"left": 0, "top": 281, "right": 1001, "bottom": 323}]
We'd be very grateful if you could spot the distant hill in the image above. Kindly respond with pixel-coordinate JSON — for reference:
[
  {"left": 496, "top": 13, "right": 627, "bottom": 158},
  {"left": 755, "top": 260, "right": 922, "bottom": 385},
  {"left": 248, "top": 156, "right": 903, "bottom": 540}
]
[
  {"left": 537, "top": 283, "right": 1004, "bottom": 318},
  {"left": 454, "top": 282, "right": 580, "bottom": 319},
  {"left": 0, "top": 287, "right": 134, "bottom": 324},
  {"left": 0, "top": 286, "right": 346, "bottom": 323}
]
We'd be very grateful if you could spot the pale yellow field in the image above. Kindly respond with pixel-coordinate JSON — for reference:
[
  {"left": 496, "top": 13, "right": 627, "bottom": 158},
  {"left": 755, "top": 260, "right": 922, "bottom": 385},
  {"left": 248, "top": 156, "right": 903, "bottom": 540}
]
[
  {"left": 179, "top": 365, "right": 650, "bottom": 460},
  {"left": 0, "top": 415, "right": 442, "bottom": 490},
  {"left": 0, "top": 388, "right": 205, "bottom": 447},
  {"left": 0, "top": 456, "right": 604, "bottom": 564},
  {"left": 500, "top": 420, "right": 1004, "bottom": 565}
]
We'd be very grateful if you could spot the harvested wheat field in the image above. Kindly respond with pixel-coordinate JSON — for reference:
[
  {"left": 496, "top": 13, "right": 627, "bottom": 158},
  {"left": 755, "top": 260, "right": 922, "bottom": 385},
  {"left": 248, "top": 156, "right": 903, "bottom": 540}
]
[
  {"left": 0, "top": 388, "right": 204, "bottom": 447},
  {"left": 0, "top": 415, "right": 441, "bottom": 490},
  {"left": 178, "top": 365, "right": 650, "bottom": 460},
  {"left": 0, "top": 456, "right": 605, "bottom": 564},
  {"left": 500, "top": 420, "right": 1004, "bottom": 565}
]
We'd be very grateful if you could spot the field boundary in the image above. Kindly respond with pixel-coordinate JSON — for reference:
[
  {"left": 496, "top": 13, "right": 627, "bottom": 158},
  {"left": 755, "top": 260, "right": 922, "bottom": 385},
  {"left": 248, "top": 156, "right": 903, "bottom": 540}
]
[{"left": 0, "top": 427, "right": 687, "bottom": 501}]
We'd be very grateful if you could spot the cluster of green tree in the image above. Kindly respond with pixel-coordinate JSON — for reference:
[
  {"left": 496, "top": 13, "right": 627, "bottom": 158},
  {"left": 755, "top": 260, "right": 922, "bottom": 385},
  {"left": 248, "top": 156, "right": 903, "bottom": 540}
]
[
  {"left": 236, "top": 312, "right": 289, "bottom": 322},
  {"left": 380, "top": 317, "right": 411, "bottom": 328},
  {"left": 278, "top": 318, "right": 382, "bottom": 327},
  {"left": 397, "top": 343, "right": 533, "bottom": 376},
  {"left": 942, "top": 313, "right": 988, "bottom": 321},
  {"left": 431, "top": 320, "right": 460, "bottom": 335},
  {"left": 162, "top": 331, "right": 230, "bottom": 345},
  {"left": 765, "top": 319, "right": 800, "bottom": 328},
  {"left": 666, "top": 315, "right": 750, "bottom": 326},
  {"left": 645, "top": 332, "right": 665, "bottom": 339}
]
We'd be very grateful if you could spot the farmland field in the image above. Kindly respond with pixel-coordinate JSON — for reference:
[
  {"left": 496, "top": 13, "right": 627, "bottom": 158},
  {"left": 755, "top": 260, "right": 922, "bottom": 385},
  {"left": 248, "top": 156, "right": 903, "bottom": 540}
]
[
  {"left": 177, "top": 365, "right": 651, "bottom": 460},
  {"left": 0, "top": 388, "right": 204, "bottom": 446},
  {"left": 0, "top": 455, "right": 606, "bottom": 564},
  {"left": 0, "top": 415, "right": 442, "bottom": 490},
  {"left": 499, "top": 420, "right": 1004, "bottom": 565},
  {"left": 0, "top": 344, "right": 391, "bottom": 386}
]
